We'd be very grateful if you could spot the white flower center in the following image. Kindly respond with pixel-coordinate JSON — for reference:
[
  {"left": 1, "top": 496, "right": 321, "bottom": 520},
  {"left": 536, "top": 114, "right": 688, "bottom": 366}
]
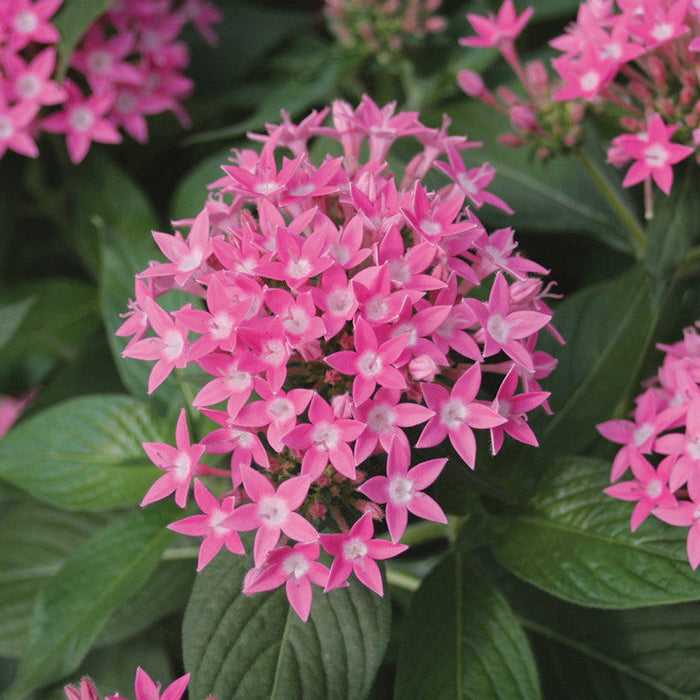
[
  {"left": 87, "top": 50, "right": 113, "bottom": 74},
  {"left": 487, "top": 314, "right": 511, "bottom": 344},
  {"left": 209, "top": 312, "right": 233, "bottom": 339},
  {"left": 420, "top": 220, "right": 442, "bottom": 238},
  {"left": 388, "top": 475, "right": 415, "bottom": 505},
  {"left": 174, "top": 452, "right": 191, "bottom": 477},
  {"left": 224, "top": 369, "right": 252, "bottom": 392},
  {"left": 262, "top": 339, "right": 286, "bottom": 366},
  {"left": 646, "top": 479, "right": 662, "bottom": 499},
  {"left": 283, "top": 307, "right": 309, "bottom": 335},
  {"left": 441, "top": 399, "right": 466, "bottom": 429},
  {"left": 164, "top": 330, "right": 184, "bottom": 360},
  {"left": 644, "top": 143, "right": 669, "bottom": 168},
  {"left": 69, "top": 107, "right": 95, "bottom": 133},
  {"left": 286, "top": 258, "right": 313, "bottom": 280},
  {"left": 115, "top": 91, "right": 137, "bottom": 114},
  {"left": 14, "top": 11, "right": 38, "bottom": 34},
  {"left": 580, "top": 70, "right": 601, "bottom": 93},
  {"left": 257, "top": 496, "right": 288, "bottom": 526},
  {"left": 367, "top": 404, "right": 396, "bottom": 433},
  {"left": 365, "top": 296, "right": 389, "bottom": 321},
  {"left": 343, "top": 537, "right": 368, "bottom": 560},
  {"left": 688, "top": 437, "right": 700, "bottom": 461},
  {"left": 283, "top": 552, "right": 310, "bottom": 580},
  {"left": 327, "top": 288, "right": 354, "bottom": 316},
  {"left": 633, "top": 422, "right": 654, "bottom": 447},
  {"left": 312, "top": 423, "right": 339, "bottom": 451},
  {"left": 0, "top": 116, "right": 15, "bottom": 140},
  {"left": 358, "top": 351, "right": 383, "bottom": 377},
  {"left": 17, "top": 74, "right": 40, "bottom": 99},
  {"left": 652, "top": 23, "right": 673, "bottom": 42},
  {"left": 268, "top": 397, "right": 294, "bottom": 421}
]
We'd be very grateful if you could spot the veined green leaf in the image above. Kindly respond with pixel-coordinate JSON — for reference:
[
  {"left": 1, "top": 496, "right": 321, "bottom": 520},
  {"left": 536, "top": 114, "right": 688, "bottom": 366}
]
[
  {"left": 183, "top": 549, "right": 391, "bottom": 699},
  {"left": 0, "top": 394, "right": 167, "bottom": 511}
]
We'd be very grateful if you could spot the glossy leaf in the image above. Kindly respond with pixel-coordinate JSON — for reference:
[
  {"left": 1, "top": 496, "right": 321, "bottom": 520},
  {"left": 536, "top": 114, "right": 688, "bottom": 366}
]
[
  {"left": 536, "top": 264, "right": 656, "bottom": 456},
  {"left": 0, "top": 503, "right": 108, "bottom": 657},
  {"left": 5, "top": 506, "right": 175, "bottom": 698},
  {"left": 0, "top": 394, "right": 167, "bottom": 511},
  {"left": 183, "top": 549, "right": 391, "bottom": 699},
  {"left": 395, "top": 550, "right": 541, "bottom": 699},
  {"left": 0, "top": 279, "right": 100, "bottom": 393},
  {"left": 493, "top": 456, "right": 700, "bottom": 608},
  {"left": 493, "top": 564, "right": 700, "bottom": 700}
]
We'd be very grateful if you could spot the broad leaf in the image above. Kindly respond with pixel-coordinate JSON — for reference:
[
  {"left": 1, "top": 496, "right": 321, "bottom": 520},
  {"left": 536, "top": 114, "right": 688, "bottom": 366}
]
[
  {"left": 5, "top": 506, "right": 175, "bottom": 698},
  {"left": 0, "top": 394, "right": 167, "bottom": 511},
  {"left": 394, "top": 551, "right": 541, "bottom": 700},
  {"left": 183, "top": 549, "right": 391, "bottom": 699},
  {"left": 436, "top": 100, "right": 639, "bottom": 253},
  {"left": 0, "top": 297, "right": 34, "bottom": 351},
  {"left": 54, "top": 0, "right": 114, "bottom": 76},
  {"left": 0, "top": 279, "right": 100, "bottom": 394},
  {"left": 536, "top": 264, "right": 656, "bottom": 456},
  {"left": 493, "top": 564, "right": 700, "bottom": 700},
  {"left": 0, "top": 503, "right": 108, "bottom": 657},
  {"left": 493, "top": 456, "right": 700, "bottom": 608}
]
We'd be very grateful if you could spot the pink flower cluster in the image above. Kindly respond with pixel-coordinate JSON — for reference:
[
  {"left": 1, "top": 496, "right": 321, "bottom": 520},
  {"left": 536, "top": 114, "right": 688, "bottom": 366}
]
[
  {"left": 458, "top": 0, "right": 586, "bottom": 159},
  {"left": 324, "top": 0, "right": 446, "bottom": 62},
  {"left": 65, "top": 668, "right": 211, "bottom": 700},
  {"left": 119, "top": 95, "right": 559, "bottom": 620},
  {"left": 551, "top": 0, "right": 698, "bottom": 196},
  {"left": 0, "top": 0, "right": 221, "bottom": 163},
  {"left": 459, "top": 0, "right": 700, "bottom": 199},
  {"left": 598, "top": 322, "right": 700, "bottom": 567}
]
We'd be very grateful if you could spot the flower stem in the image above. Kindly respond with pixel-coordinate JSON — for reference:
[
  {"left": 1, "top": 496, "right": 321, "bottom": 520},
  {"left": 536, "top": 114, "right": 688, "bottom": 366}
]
[
  {"left": 574, "top": 146, "right": 647, "bottom": 258},
  {"left": 162, "top": 546, "right": 199, "bottom": 560},
  {"left": 386, "top": 567, "right": 422, "bottom": 592}
]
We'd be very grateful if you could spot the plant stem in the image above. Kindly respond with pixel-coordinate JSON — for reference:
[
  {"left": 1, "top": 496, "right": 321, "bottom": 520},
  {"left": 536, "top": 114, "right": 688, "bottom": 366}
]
[
  {"left": 386, "top": 567, "right": 422, "bottom": 592},
  {"left": 162, "top": 546, "right": 199, "bottom": 560},
  {"left": 575, "top": 147, "right": 647, "bottom": 258}
]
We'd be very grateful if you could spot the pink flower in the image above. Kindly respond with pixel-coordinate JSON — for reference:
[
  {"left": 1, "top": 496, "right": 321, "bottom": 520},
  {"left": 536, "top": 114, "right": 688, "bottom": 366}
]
[
  {"left": 358, "top": 439, "right": 447, "bottom": 543},
  {"left": 141, "top": 409, "right": 208, "bottom": 508},
  {"left": 224, "top": 467, "right": 318, "bottom": 566},
  {"left": 284, "top": 394, "right": 365, "bottom": 480},
  {"left": 243, "top": 542, "right": 329, "bottom": 621},
  {"left": 0, "top": 390, "right": 36, "bottom": 438},
  {"left": 655, "top": 476, "right": 700, "bottom": 569},
  {"left": 417, "top": 363, "right": 506, "bottom": 468},
  {"left": 460, "top": 0, "right": 534, "bottom": 51},
  {"left": 42, "top": 81, "right": 122, "bottom": 164},
  {"left": 604, "top": 452, "right": 677, "bottom": 531},
  {"left": 0, "top": 98, "right": 40, "bottom": 159},
  {"left": 320, "top": 511, "right": 407, "bottom": 595},
  {"left": 168, "top": 479, "right": 244, "bottom": 570},
  {"left": 614, "top": 113, "right": 695, "bottom": 194},
  {"left": 109, "top": 667, "right": 190, "bottom": 700},
  {"left": 325, "top": 316, "right": 408, "bottom": 405},
  {"left": 65, "top": 677, "right": 100, "bottom": 700}
]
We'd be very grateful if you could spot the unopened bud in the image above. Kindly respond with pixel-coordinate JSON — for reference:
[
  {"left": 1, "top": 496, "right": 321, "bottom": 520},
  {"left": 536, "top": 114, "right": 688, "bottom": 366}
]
[{"left": 409, "top": 354, "right": 438, "bottom": 381}]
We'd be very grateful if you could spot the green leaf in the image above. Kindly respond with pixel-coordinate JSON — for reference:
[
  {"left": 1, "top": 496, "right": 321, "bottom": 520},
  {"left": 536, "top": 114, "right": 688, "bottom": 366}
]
[
  {"left": 646, "top": 160, "right": 700, "bottom": 294},
  {"left": 183, "top": 549, "right": 391, "bottom": 699},
  {"left": 492, "top": 456, "right": 700, "bottom": 608},
  {"left": 0, "top": 279, "right": 100, "bottom": 394},
  {"left": 5, "top": 506, "right": 174, "bottom": 698},
  {"left": 0, "top": 297, "right": 34, "bottom": 351},
  {"left": 493, "top": 564, "right": 700, "bottom": 700},
  {"left": 94, "top": 558, "right": 195, "bottom": 649},
  {"left": 435, "top": 100, "right": 639, "bottom": 253},
  {"left": 54, "top": 0, "right": 114, "bottom": 76},
  {"left": 0, "top": 503, "right": 108, "bottom": 657},
  {"left": 536, "top": 263, "right": 656, "bottom": 456},
  {"left": 0, "top": 394, "right": 167, "bottom": 511},
  {"left": 394, "top": 551, "right": 541, "bottom": 700}
]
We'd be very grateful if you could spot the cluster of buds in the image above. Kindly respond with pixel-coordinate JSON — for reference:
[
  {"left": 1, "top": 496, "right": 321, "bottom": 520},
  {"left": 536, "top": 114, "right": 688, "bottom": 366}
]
[
  {"left": 119, "top": 95, "right": 560, "bottom": 621},
  {"left": 457, "top": 0, "right": 585, "bottom": 159},
  {"left": 0, "top": 0, "right": 221, "bottom": 163},
  {"left": 460, "top": 0, "right": 700, "bottom": 205},
  {"left": 324, "top": 0, "right": 446, "bottom": 63},
  {"left": 599, "top": 322, "right": 700, "bottom": 567}
]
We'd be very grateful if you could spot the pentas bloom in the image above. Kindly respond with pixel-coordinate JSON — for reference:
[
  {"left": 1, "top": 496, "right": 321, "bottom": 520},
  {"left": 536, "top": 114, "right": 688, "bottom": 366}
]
[
  {"left": 324, "top": 0, "right": 446, "bottom": 63},
  {"left": 459, "top": 0, "right": 700, "bottom": 206},
  {"left": 64, "top": 669, "right": 211, "bottom": 700},
  {"left": 0, "top": 0, "right": 221, "bottom": 162},
  {"left": 599, "top": 321, "right": 700, "bottom": 567},
  {"left": 120, "top": 95, "right": 559, "bottom": 619}
]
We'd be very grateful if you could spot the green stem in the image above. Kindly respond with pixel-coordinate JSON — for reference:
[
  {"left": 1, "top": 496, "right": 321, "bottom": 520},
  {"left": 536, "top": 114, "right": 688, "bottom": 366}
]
[
  {"left": 399, "top": 520, "right": 452, "bottom": 547},
  {"left": 162, "top": 546, "right": 199, "bottom": 560},
  {"left": 386, "top": 567, "right": 421, "bottom": 592},
  {"left": 575, "top": 147, "right": 647, "bottom": 258}
]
